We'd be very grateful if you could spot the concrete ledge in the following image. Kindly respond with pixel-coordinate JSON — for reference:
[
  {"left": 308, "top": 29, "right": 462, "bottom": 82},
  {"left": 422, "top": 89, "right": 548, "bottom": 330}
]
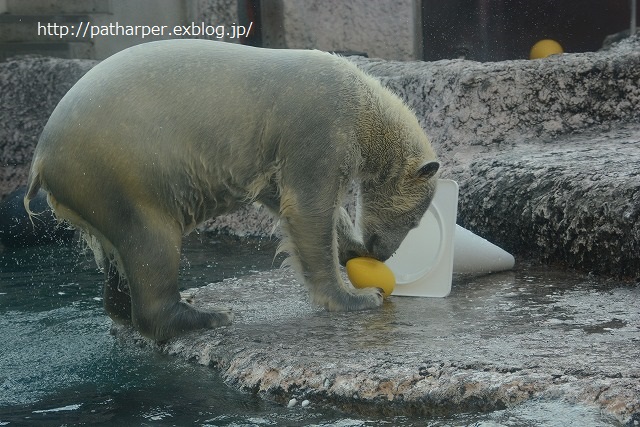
[
  {"left": 112, "top": 266, "right": 640, "bottom": 424},
  {"left": 453, "top": 123, "right": 640, "bottom": 278}
]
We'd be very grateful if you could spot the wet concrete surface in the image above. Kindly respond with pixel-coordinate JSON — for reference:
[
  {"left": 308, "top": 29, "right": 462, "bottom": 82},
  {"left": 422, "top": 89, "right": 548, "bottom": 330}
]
[{"left": 113, "top": 263, "right": 640, "bottom": 425}]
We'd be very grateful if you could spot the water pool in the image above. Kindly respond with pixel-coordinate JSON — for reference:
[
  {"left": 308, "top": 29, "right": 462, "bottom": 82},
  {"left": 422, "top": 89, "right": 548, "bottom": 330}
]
[{"left": 0, "top": 235, "right": 356, "bottom": 425}]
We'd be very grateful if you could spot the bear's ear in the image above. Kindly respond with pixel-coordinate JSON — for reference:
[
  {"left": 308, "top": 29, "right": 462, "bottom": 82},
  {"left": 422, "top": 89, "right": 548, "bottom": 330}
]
[{"left": 416, "top": 161, "right": 439, "bottom": 179}]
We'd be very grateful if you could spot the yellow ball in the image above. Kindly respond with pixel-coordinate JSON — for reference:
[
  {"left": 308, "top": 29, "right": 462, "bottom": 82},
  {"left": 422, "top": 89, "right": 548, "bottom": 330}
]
[
  {"left": 530, "top": 39, "right": 564, "bottom": 60},
  {"left": 346, "top": 257, "right": 395, "bottom": 298}
]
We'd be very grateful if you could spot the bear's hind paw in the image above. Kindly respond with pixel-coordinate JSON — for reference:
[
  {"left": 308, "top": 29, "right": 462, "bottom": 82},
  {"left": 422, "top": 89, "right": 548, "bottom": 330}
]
[{"left": 206, "top": 307, "right": 234, "bottom": 327}]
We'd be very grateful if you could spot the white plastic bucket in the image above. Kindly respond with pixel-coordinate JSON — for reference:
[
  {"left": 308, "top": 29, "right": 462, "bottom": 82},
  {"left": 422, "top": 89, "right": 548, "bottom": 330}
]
[{"left": 385, "top": 179, "right": 515, "bottom": 297}]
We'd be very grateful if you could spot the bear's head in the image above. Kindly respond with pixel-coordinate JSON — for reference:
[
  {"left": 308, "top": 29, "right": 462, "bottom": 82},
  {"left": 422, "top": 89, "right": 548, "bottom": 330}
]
[{"left": 358, "top": 160, "right": 439, "bottom": 262}]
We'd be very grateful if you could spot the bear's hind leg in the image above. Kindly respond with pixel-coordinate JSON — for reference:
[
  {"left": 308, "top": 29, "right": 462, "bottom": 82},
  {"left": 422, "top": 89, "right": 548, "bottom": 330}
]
[
  {"left": 111, "top": 213, "right": 233, "bottom": 341},
  {"left": 103, "top": 260, "right": 132, "bottom": 324}
]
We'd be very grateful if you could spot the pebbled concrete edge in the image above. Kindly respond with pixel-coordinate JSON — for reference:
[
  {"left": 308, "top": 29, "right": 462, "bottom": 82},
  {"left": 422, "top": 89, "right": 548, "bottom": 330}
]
[
  {"left": 114, "top": 333, "right": 640, "bottom": 424},
  {"left": 110, "top": 266, "right": 640, "bottom": 424}
]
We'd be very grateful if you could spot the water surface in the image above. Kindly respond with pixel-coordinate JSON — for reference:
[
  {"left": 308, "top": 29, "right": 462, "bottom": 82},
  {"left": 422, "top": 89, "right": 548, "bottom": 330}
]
[{"left": 0, "top": 235, "right": 350, "bottom": 425}]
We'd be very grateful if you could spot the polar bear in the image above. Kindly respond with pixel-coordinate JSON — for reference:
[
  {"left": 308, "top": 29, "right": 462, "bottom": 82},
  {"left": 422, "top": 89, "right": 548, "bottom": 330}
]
[{"left": 24, "top": 39, "right": 439, "bottom": 341}]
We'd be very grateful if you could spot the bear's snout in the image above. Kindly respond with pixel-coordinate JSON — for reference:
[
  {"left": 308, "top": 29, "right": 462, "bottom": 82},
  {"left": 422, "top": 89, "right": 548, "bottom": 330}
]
[
  {"left": 365, "top": 234, "right": 379, "bottom": 253},
  {"left": 364, "top": 234, "right": 393, "bottom": 262}
]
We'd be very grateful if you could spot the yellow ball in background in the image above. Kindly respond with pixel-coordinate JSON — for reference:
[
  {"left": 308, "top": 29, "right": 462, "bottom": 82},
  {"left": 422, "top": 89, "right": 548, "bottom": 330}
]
[
  {"left": 346, "top": 257, "right": 396, "bottom": 297},
  {"left": 530, "top": 39, "right": 564, "bottom": 59}
]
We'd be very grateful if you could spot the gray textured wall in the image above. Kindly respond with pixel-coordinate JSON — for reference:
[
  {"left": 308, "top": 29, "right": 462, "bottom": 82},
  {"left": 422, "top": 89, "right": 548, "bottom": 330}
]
[
  {"left": 261, "top": 0, "right": 420, "bottom": 60},
  {"left": 0, "top": 57, "right": 97, "bottom": 199}
]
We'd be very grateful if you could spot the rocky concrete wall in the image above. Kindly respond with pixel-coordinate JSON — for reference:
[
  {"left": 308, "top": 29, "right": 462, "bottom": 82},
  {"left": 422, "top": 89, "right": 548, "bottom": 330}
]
[
  {"left": 0, "top": 56, "right": 96, "bottom": 199},
  {"left": 1, "top": 35, "right": 638, "bottom": 276},
  {"left": 90, "top": 0, "right": 189, "bottom": 59},
  {"left": 189, "top": 0, "right": 240, "bottom": 43},
  {"left": 349, "top": 35, "right": 640, "bottom": 165},
  {"left": 261, "top": 0, "right": 419, "bottom": 60}
]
